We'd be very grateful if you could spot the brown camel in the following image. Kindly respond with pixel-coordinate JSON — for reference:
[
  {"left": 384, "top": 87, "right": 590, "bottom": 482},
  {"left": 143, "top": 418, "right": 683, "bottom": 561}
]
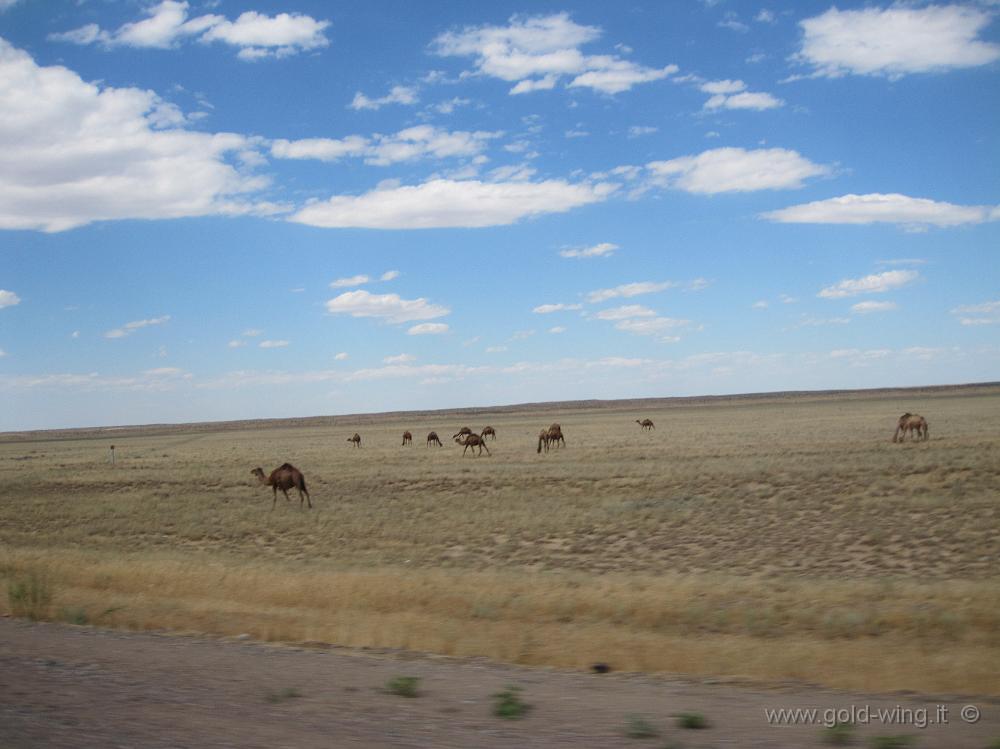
[
  {"left": 251, "top": 464, "right": 312, "bottom": 510},
  {"left": 893, "top": 413, "right": 929, "bottom": 442},
  {"left": 636, "top": 418, "right": 655, "bottom": 431},
  {"left": 453, "top": 426, "right": 473, "bottom": 439},
  {"left": 481, "top": 425, "right": 497, "bottom": 441},
  {"left": 402, "top": 431, "right": 412, "bottom": 446},
  {"left": 456, "top": 432, "right": 491, "bottom": 456},
  {"left": 347, "top": 433, "right": 361, "bottom": 448},
  {"left": 426, "top": 431, "right": 442, "bottom": 447},
  {"left": 538, "top": 423, "right": 565, "bottom": 453}
]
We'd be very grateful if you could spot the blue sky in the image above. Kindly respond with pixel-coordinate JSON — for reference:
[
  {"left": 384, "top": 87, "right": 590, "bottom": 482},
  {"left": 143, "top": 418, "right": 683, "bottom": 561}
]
[{"left": 1, "top": 0, "right": 998, "bottom": 430}]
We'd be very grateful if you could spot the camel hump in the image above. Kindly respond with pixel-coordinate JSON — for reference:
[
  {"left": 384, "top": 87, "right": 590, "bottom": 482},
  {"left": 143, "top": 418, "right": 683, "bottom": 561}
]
[{"left": 278, "top": 462, "right": 295, "bottom": 471}]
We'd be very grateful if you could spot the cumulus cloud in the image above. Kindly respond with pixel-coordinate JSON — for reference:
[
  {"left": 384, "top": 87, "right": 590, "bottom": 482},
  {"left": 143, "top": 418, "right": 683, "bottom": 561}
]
[
  {"left": 408, "top": 323, "right": 449, "bottom": 335},
  {"left": 647, "top": 148, "right": 829, "bottom": 194},
  {"left": 0, "top": 290, "right": 21, "bottom": 309},
  {"left": 104, "top": 315, "right": 171, "bottom": 339},
  {"left": 761, "top": 193, "right": 998, "bottom": 229},
  {"left": 795, "top": 5, "right": 1000, "bottom": 79},
  {"left": 270, "top": 126, "right": 499, "bottom": 166},
  {"left": 290, "top": 178, "right": 616, "bottom": 229},
  {"left": 330, "top": 274, "right": 370, "bottom": 288},
  {"left": 380, "top": 270, "right": 401, "bottom": 281},
  {"left": 533, "top": 303, "right": 583, "bottom": 314},
  {"left": 818, "top": 270, "right": 919, "bottom": 299},
  {"left": 0, "top": 40, "right": 271, "bottom": 233},
  {"left": 559, "top": 242, "right": 619, "bottom": 259},
  {"left": 50, "top": 1, "right": 330, "bottom": 60},
  {"left": 700, "top": 79, "right": 783, "bottom": 110},
  {"left": 432, "top": 13, "right": 677, "bottom": 94},
  {"left": 587, "top": 281, "right": 676, "bottom": 303},
  {"left": 349, "top": 85, "right": 418, "bottom": 110},
  {"left": 334, "top": 352, "right": 350, "bottom": 360},
  {"left": 850, "top": 301, "right": 897, "bottom": 314},
  {"left": 325, "top": 290, "right": 449, "bottom": 324},
  {"left": 270, "top": 136, "right": 369, "bottom": 161}
]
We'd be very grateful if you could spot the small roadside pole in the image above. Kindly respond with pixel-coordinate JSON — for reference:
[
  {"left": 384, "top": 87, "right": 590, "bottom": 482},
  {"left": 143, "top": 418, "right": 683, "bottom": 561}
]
[{"left": 109, "top": 444, "right": 116, "bottom": 465}]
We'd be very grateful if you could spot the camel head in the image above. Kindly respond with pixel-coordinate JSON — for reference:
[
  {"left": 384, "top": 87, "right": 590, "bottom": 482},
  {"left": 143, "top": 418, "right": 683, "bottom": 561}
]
[{"left": 250, "top": 467, "right": 266, "bottom": 482}]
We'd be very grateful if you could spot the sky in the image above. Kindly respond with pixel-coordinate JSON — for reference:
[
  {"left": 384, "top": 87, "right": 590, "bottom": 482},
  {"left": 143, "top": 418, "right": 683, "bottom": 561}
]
[{"left": 1, "top": 0, "right": 998, "bottom": 431}]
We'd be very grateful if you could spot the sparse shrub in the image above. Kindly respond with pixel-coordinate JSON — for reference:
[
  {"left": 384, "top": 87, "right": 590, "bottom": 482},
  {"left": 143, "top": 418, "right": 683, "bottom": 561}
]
[
  {"left": 624, "top": 714, "right": 660, "bottom": 738},
  {"left": 386, "top": 676, "right": 421, "bottom": 697},
  {"left": 493, "top": 685, "right": 530, "bottom": 719},
  {"left": 822, "top": 722, "right": 855, "bottom": 745},
  {"left": 7, "top": 573, "right": 52, "bottom": 620},
  {"left": 868, "top": 736, "right": 915, "bottom": 749},
  {"left": 60, "top": 607, "right": 89, "bottom": 625},
  {"left": 675, "top": 712, "right": 708, "bottom": 729},
  {"left": 265, "top": 687, "right": 301, "bottom": 703}
]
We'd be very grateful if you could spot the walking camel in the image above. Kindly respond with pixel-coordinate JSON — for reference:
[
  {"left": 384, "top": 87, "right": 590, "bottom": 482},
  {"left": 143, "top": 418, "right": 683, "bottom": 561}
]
[
  {"left": 427, "top": 431, "right": 442, "bottom": 447},
  {"left": 456, "top": 432, "right": 491, "bottom": 456},
  {"left": 481, "top": 425, "right": 497, "bottom": 441},
  {"left": 402, "top": 431, "right": 412, "bottom": 446},
  {"left": 347, "top": 433, "right": 361, "bottom": 448},
  {"left": 453, "top": 427, "right": 473, "bottom": 439},
  {"left": 636, "top": 419, "right": 655, "bottom": 431},
  {"left": 251, "top": 464, "right": 312, "bottom": 510},
  {"left": 893, "top": 413, "right": 929, "bottom": 442}
]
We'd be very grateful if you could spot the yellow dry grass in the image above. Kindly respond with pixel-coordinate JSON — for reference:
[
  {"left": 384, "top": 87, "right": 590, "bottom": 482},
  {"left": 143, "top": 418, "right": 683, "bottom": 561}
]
[{"left": 2, "top": 387, "right": 999, "bottom": 694}]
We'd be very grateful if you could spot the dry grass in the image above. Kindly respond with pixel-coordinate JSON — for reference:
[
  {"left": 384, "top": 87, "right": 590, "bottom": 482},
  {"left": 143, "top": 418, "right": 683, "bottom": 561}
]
[{"left": 1, "top": 388, "right": 998, "bottom": 694}]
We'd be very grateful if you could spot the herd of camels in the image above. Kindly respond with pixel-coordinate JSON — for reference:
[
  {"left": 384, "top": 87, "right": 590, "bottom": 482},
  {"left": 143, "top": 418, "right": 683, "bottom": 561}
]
[{"left": 253, "top": 412, "right": 928, "bottom": 508}]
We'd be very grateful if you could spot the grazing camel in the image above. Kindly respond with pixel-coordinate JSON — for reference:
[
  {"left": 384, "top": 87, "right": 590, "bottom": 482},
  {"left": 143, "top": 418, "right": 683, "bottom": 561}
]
[
  {"left": 453, "top": 426, "right": 473, "bottom": 439},
  {"left": 538, "top": 423, "right": 565, "bottom": 453},
  {"left": 251, "top": 464, "right": 312, "bottom": 510},
  {"left": 481, "top": 425, "right": 497, "bottom": 441},
  {"left": 456, "top": 432, "right": 491, "bottom": 456},
  {"left": 426, "top": 431, "right": 442, "bottom": 447},
  {"left": 893, "top": 413, "right": 929, "bottom": 442},
  {"left": 347, "top": 433, "right": 361, "bottom": 448},
  {"left": 636, "top": 418, "right": 655, "bottom": 431},
  {"left": 402, "top": 431, "right": 412, "bottom": 446}
]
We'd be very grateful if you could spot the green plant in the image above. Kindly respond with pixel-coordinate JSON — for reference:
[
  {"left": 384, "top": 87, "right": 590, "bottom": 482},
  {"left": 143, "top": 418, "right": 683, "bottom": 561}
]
[
  {"left": 822, "top": 722, "right": 855, "bottom": 745},
  {"left": 386, "top": 676, "right": 421, "bottom": 697},
  {"left": 7, "top": 573, "right": 52, "bottom": 620},
  {"left": 624, "top": 714, "right": 660, "bottom": 738},
  {"left": 868, "top": 736, "right": 915, "bottom": 749},
  {"left": 60, "top": 607, "right": 89, "bottom": 625},
  {"left": 265, "top": 687, "right": 301, "bottom": 703},
  {"left": 493, "top": 685, "right": 530, "bottom": 719},
  {"left": 675, "top": 712, "right": 708, "bottom": 729}
]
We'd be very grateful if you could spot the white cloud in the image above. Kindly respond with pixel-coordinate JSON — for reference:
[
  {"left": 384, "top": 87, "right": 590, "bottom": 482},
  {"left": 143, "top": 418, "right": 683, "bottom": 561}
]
[
  {"left": 227, "top": 340, "right": 246, "bottom": 348},
  {"left": 104, "top": 315, "right": 171, "bottom": 339},
  {"left": 0, "top": 40, "right": 270, "bottom": 233},
  {"left": 796, "top": 5, "right": 1000, "bottom": 78},
  {"left": 325, "top": 290, "right": 449, "bottom": 324},
  {"left": 334, "top": 352, "right": 350, "bottom": 360},
  {"left": 290, "top": 178, "right": 616, "bottom": 229},
  {"left": 593, "top": 305, "right": 656, "bottom": 320},
  {"left": 408, "top": 323, "right": 450, "bottom": 335},
  {"left": 818, "top": 270, "right": 919, "bottom": 299},
  {"left": 951, "top": 300, "right": 1000, "bottom": 326},
  {"left": 761, "top": 193, "right": 998, "bottom": 229},
  {"left": 559, "top": 242, "right": 619, "bottom": 259},
  {"left": 549, "top": 326, "right": 566, "bottom": 334},
  {"left": 432, "top": 13, "right": 677, "bottom": 95},
  {"left": 628, "top": 125, "right": 658, "bottom": 137},
  {"left": 533, "top": 303, "right": 583, "bottom": 314},
  {"left": 615, "top": 317, "right": 689, "bottom": 339},
  {"left": 242, "top": 329, "right": 263, "bottom": 337},
  {"left": 587, "top": 281, "right": 676, "bottom": 303},
  {"left": 383, "top": 353, "right": 415, "bottom": 364},
  {"left": 0, "top": 290, "right": 21, "bottom": 309},
  {"left": 349, "top": 85, "right": 418, "bottom": 110},
  {"left": 330, "top": 274, "right": 370, "bottom": 288},
  {"left": 851, "top": 301, "right": 897, "bottom": 314},
  {"left": 51, "top": 1, "right": 330, "bottom": 60},
  {"left": 700, "top": 79, "right": 747, "bottom": 95},
  {"left": 270, "top": 126, "right": 498, "bottom": 166},
  {"left": 705, "top": 90, "right": 783, "bottom": 110},
  {"left": 647, "top": 148, "right": 828, "bottom": 194},
  {"left": 380, "top": 270, "right": 401, "bottom": 281},
  {"left": 752, "top": 300, "right": 769, "bottom": 309},
  {"left": 270, "top": 136, "right": 369, "bottom": 161},
  {"left": 259, "top": 340, "right": 290, "bottom": 348}
]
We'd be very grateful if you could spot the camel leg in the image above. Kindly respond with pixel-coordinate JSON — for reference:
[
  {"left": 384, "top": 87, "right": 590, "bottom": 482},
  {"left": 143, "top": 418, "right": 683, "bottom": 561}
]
[
  {"left": 483, "top": 443, "right": 491, "bottom": 456},
  {"left": 272, "top": 487, "right": 278, "bottom": 510},
  {"left": 282, "top": 488, "right": 291, "bottom": 502}
]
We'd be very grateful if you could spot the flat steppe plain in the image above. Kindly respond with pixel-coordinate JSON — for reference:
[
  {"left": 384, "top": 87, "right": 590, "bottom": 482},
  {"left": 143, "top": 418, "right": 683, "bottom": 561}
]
[{"left": 2, "top": 386, "right": 998, "bottom": 729}]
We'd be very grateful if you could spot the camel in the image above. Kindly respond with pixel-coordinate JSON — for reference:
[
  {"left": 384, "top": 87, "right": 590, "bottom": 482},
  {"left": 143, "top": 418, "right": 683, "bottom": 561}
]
[
  {"left": 347, "top": 433, "right": 361, "bottom": 448},
  {"left": 426, "top": 431, "right": 442, "bottom": 447},
  {"left": 538, "top": 423, "right": 565, "bottom": 453},
  {"left": 402, "top": 431, "right": 412, "bottom": 446},
  {"left": 636, "top": 419, "right": 655, "bottom": 431},
  {"left": 453, "top": 427, "right": 473, "bottom": 439},
  {"left": 456, "top": 432, "right": 491, "bottom": 456},
  {"left": 893, "top": 413, "right": 929, "bottom": 442},
  {"left": 251, "top": 464, "right": 312, "bottom": 510},
  {"left": 481, "top": 425, "right": 497, "bottom": 441}
]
